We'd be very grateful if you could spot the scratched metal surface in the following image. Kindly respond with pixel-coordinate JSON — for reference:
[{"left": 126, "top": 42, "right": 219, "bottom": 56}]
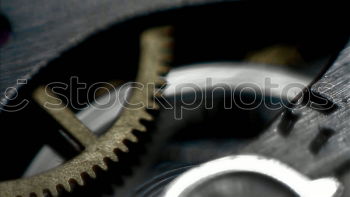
[
  {"left": 0, "top": 0, "right": 226, "bottom": 105},
  {"left": 242, "top": 41, "right": 350, "bottom": 196}
]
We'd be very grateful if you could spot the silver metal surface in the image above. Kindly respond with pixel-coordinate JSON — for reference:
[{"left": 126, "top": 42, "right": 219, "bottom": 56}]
[
  {"left": 162, "top": 155, "right": 343, "bottom": 197},
  {"left": 165, "top": 62, "right": 311, "bottom": 100}
]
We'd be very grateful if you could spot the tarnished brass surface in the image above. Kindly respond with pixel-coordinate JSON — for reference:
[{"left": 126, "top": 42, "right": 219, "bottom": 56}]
[
  {"left": 0, "top": 26, "right": 173, "bottom": 197},
  {"left": 33, "top": 87, "right": 98, "bottom": 147},
  {"left": 245, "top": 45, "right": 304, "bottom": 66}
]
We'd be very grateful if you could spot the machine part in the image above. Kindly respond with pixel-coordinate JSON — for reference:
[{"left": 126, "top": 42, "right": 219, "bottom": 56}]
[
  {"left": 162, "top": 155, "right": 342, "bottom": 197},
  {"left": 152, "top": 45, "right": 350, "bottom": 196},
  {"left": 164, "top": 62, "right": 311, "bottom": 99},
  {"left": 1, "top": 1, "right": 349, "bottom": 197},
  {"left": 0, "top": 26, "right": 173, "bottom": 197},
  {"left": 24, "top": 61, "right": 312, "bottom": 177},
  {"left": 239, "top": 41, "right": 350, "bottom": 188},
  {"left": 2, "top": 1, "right": 347, "bottom": 102},
  {"left": 133, "top": 165, "right": 194, "bottom": 197},
  {"left": 0, "top": 0, "right": 224, "bottom": 99},
  {"left": 245, "top": 45, "right": 304, "bottom": 66},
  {"left": 24, "top": 84, "right": 132, "bottom": 177},
  {"left": 125, "top": 60, "right": 319, "bottom": 197},
  {"left": 129, "top": 43, "right": 350, "bottom": 197}
]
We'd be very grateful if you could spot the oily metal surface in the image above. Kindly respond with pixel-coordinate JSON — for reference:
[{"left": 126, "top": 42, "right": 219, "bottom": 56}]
[{"left": 0, "top": 26, "right": 173, "bottom": 197}]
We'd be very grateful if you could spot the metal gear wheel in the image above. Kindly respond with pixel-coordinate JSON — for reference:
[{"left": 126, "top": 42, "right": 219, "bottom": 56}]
[{"left": 0, "top": 26, "right": 173, "bottom": 197}]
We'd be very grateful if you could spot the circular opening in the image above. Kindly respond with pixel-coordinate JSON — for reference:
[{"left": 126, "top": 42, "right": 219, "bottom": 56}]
[{"left": 184, "top": 172, "right": 296, "bottom": 197}]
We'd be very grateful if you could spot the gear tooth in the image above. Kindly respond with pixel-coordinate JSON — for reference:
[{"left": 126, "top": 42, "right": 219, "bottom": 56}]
[
  {"left": 33, "top": 191, "right": 42, "bottom": 197},
  {"left": 97, "top": 161, "right": 108, "bottom": 171},
  {"left": 134, "top": 121, "right": 146, "bottom": 132},
  {"left": 0, "top": 26, "right": 173, "bottom": 197},
  {"left": 49, "top": 186, "right": 59, "bottom": 197},
  {"left": 118, "top": 143, "right": 129, "bottom": 153},
  {"left": 126, "top": 133, "right": 138, "bottom": 143},
  {"left": 68, "top": 178, "right": 81, "bottom": 191},
  {"left": 35, "top": 191, "right": 44, "bottom": 197},
  {"left": 147, "top": 100, "right": 160, "bottom": 110},
  {"left": 62, "top": 182, "right": 72, "bottom": 193},
  {"left": 108, "top": 153, "right": 118, "bottom": 162},
  {"left": 140, "top": 110, "right": 153, "bottom": 121},
  {"left": 80, "top": 172, "right": 90, "bottom": 185},
  {"left": 74, "top": 176, "right": 84, "bottom": 186},
  {"left": 43, "top": 189, "right": 52, "bottom": 197},
  {"left": 86, "top": 169, "right": 97, "bottom": 179},
  {"left": 29, "top": 192, "right": 37, "bottom": 197}
]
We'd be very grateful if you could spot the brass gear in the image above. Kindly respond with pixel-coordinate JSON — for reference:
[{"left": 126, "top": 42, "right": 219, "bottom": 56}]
[{"left": 0, "top": 26, "right": 173, "bottom": 197}]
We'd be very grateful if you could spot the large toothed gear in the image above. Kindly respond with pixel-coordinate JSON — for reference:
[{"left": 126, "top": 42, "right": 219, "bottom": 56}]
[{"left": 0, "top": 26, "right": 173, "bottom": 197}]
